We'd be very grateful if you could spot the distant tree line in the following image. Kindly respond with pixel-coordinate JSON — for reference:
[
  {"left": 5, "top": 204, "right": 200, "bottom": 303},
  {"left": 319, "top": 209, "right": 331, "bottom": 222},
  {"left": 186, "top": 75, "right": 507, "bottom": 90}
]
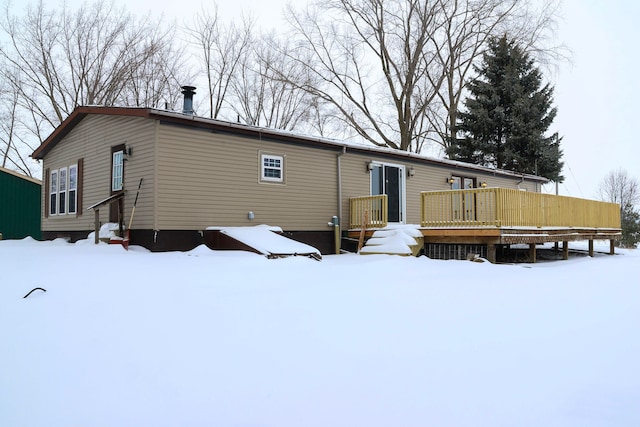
[
  {"left": 0, "top": 0, "right": 567, "bottom": 179},
  {"left": 599, "top": 169, "right": 640, "bottom": 248}
]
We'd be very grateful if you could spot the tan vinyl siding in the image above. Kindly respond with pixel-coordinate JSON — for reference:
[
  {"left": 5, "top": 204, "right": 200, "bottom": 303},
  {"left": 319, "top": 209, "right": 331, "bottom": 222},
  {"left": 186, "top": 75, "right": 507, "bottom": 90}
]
[
  {"left": 42, "top": 115, "right": 156, "bottom": 232},
  {"left": 155, "top": 125, "right": 339, "bottom": 231}
]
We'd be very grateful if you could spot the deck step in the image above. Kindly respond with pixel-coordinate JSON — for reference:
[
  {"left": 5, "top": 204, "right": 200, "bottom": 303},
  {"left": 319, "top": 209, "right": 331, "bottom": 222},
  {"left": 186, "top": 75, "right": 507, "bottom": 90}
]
[{"left": 359, "top": 225, "right": 423, "bottom": 256}]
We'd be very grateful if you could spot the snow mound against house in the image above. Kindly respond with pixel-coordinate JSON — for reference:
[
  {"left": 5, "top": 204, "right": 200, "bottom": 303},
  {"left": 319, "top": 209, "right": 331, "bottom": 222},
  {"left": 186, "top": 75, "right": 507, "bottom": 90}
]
[{"left": 86, "top": 222, "right": 122, "bottom": 242}]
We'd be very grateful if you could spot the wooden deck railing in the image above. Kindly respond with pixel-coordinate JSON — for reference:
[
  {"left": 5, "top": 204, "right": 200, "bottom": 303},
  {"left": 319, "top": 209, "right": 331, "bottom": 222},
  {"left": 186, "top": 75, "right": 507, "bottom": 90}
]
[
  {"left": 420, "top": 188, "right": 621, "bottom": 228},
  {"left": 349, "top": 195, "right": 388, "bottom": 229}
]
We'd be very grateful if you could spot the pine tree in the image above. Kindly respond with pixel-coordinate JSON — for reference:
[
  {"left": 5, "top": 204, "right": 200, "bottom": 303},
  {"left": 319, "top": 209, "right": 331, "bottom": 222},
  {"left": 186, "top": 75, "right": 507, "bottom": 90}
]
[
  {"left": 620, "top": 205, "right": 640, "bottom": 248},
  {"left": 448, "top": 36, "right": 564, "bottom": 182}
]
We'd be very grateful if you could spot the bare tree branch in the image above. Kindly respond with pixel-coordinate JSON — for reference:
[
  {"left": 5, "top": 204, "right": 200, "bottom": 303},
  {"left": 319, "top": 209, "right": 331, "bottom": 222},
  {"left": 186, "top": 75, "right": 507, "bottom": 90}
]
[
  {"left": 599, "top": 169, "right": 640, "bottom": 211},
  {"left": 0, "top": 0, "right": 189, "bottom": 176},
  {"left": 186, "top": 5, "right": 253, "bottom": 118}
]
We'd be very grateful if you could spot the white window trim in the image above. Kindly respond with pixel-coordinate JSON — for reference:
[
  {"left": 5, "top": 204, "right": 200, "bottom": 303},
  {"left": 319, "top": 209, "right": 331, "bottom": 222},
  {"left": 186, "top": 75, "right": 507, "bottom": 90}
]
[
  {"left": 49, "top": 164, "right": 78, "bottom": 216},
  {"left": 260, "top": 153, "right": 285, "bottom": 183},
  {"left": 58, "top": 167, "right": 67, "bottom": 214},
  {"left": 112, "top": 150, "right": 124, "bottom": 191},
  {"left": 68, "top": 164, "right": 78, "bottom": 214},
  {"left": 49, "top": 169, "right": 58, "bottom": 216}
]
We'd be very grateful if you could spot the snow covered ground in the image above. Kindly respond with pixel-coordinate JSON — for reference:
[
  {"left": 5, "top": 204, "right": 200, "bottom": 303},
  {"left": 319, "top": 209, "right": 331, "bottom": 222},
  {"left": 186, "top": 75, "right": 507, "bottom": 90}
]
[{"left": 1, "top": 236, "right": 639, "bottom": 426}]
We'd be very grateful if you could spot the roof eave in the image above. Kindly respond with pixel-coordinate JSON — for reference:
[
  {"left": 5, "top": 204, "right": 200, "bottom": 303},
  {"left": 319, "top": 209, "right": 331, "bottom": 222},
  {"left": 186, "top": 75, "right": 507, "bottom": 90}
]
[
  {"left": 31, "top": 106, "right": 152, "bottom": 160},
  {"left": 31, "top": 106, "right": 551, "bottom": 184}
]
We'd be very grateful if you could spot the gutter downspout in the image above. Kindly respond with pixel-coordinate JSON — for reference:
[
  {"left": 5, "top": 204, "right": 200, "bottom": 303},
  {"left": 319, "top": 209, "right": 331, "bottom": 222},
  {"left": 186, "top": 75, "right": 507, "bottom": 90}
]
[{"left": 337, "top": 146, "right": 346, "bottom": 234}]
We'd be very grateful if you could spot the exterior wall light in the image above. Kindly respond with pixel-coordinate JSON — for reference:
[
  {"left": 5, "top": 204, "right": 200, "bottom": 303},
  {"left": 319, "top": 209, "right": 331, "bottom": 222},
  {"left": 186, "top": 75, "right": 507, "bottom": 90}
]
[
  {"left": 481, "top": 181, "right": 488, "bottom": 188},
  {"left": 248, "top": 211, "right": 255, "bottom": 220},
  {"left": 447, "top": 177, "right": 455, "bottom": 184},
  {"left": 367, "top": 162, "right": 374, "bottom": 172},
  {"left": 407, "top": 166, "right": 415, "bottom": 177},
  {"left": 123, "top": 146, "right": 132, "bottom": 161}
]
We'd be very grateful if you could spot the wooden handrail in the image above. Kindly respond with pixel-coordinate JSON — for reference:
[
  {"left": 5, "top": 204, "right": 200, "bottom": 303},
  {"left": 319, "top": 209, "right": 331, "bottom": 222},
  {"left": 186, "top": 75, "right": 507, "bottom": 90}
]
[
  {"left": 87, "top": 190, "right": 126, "bottom": 244},
  {"left": 87, "top": 190, "right": 125, "bottom": 210},
  {"left": 349, "top": 195, "right": 388, "bottom": 229},
  {"left": 420, "top": 188, "right": 621, "bottom": 229}
]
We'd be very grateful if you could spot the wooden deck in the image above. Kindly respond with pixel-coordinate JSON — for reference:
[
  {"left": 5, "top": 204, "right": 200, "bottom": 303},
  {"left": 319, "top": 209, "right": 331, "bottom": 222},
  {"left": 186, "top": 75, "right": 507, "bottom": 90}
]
[{"left": 348, "top": 188, "right": 622, "bottom": 262}]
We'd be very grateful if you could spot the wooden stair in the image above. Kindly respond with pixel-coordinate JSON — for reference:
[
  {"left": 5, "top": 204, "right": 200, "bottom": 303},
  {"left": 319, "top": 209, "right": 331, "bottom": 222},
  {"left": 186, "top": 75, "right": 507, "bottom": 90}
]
[{"left": 359, "top": 226, "right": 424, "bottom": 256}]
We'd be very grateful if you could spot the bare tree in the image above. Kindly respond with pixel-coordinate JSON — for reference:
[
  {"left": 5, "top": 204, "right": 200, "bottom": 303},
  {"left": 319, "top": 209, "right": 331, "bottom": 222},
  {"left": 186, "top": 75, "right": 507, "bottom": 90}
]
[
  {"left": 598, "top": 169, "right": 640, "bottom": 211},
  {"left": 229, "top": 33, "right": 322, "bottom": 131},
  {"left": 0, "top": 81, "right": 37, "bottom": 175},
  {"left": 598, "top": 169, "right": 640, "bottom": 248},
  {"left": 283, "top": 0, "right": 565, "bottom": 154},
  {"left": 0, "top": 0, "right": 189, "bottom": 175},
  {"left": 427, "top": 0, "right": 520, "bottom": 152},
  {"left": 117, "top": 18, "right": 193, "bottom": 110},
  {"left": 186, "top": 5, "right": 252, "bottom": 119},
  {"left": 284, "top": 0, "right": 443, "bottom": 152}
]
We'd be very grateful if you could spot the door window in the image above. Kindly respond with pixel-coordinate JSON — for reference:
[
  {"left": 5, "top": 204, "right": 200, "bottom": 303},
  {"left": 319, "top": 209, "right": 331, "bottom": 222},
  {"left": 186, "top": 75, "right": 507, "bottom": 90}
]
[{"left": 450, "top": 175, "right": 477, "bottom": 221}]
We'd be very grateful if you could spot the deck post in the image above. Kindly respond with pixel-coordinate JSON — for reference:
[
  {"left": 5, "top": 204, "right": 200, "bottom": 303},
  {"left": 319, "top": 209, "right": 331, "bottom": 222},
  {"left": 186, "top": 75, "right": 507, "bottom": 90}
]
[
  {"left": 487, "top": 244, "right": 496, "bottom": 263},
  {"left": 94, "top": 209, "right": 100, "bottom": 244},
  {"left": 562, "top": 241, "right": 569, "bottom": 260},
  {"left": 610, "top": 239, "right": 616, "bottom": 255},
  {"left": 529, "top": 243, "right": 537, "bottom": 263},
  {"left": 588, "top": 240, "right": 594, "bottom": 257}
]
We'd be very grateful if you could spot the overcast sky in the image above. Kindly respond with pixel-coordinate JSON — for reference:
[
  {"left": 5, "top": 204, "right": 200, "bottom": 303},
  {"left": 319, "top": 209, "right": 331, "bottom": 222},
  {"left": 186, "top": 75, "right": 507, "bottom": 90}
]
[{"left": 44, "top": 0, "right": 639, "bottom": 201}]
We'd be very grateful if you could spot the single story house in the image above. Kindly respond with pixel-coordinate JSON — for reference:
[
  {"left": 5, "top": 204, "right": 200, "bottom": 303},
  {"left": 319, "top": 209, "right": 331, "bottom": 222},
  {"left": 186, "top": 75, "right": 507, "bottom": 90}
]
[
  {"left": 31, "top": 88, "right": 618, "bottom": 259},
  {"left": 0, "top": 166, "right": 42, "bottom": 240}
]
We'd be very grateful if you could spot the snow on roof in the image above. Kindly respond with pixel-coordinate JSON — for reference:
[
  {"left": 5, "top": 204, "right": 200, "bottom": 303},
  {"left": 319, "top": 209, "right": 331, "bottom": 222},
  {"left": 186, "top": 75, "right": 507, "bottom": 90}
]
[{"left": 0, "top": 166, "right": 42, "bottom": 185}]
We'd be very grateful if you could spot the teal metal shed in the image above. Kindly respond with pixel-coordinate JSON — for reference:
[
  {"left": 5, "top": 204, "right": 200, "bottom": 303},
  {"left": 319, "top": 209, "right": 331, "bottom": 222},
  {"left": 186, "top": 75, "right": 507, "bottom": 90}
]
[{"left": 0, "top": 166, "right": 42, "bottom": 240}]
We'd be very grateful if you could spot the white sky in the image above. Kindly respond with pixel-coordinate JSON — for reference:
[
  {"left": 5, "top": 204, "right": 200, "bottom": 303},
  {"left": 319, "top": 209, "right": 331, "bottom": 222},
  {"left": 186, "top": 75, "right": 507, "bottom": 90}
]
[
  {"left": 552, "top": 0, "right": 640, "bottom": 199},
  {"left": 40, "top": 0, "right": 639, "bottom": 200}
]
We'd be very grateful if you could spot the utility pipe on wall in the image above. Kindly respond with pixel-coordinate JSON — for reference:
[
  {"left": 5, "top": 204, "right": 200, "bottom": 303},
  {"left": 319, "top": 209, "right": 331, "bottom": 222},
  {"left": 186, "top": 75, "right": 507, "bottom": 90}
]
[{"left": 336, "top": 146, "right": 347, "bottom": 250}]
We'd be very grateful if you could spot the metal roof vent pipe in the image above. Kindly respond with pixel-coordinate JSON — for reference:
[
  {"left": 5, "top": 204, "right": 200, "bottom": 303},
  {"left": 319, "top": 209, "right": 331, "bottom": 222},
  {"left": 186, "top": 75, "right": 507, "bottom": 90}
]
[{"left": 181, "top": 85, "right": 196, "bottom": 115}]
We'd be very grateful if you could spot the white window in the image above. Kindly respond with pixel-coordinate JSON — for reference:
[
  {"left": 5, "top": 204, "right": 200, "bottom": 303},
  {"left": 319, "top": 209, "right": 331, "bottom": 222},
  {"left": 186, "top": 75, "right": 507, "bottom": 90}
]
[
  {"left": 48, "top": 164, "right": 79, "bottom": 216},
  {"left": 58, "top": 167, "right": 67, "bottom": 214},
  {"left": 49, "top": 170, "right": 58, "bottom": 215},
  {"left": 112, "top": 150, "right": 124, "bottom": 191},
  {"left": 68, "top": 164, "right": 77, "bottom": 214},
  {"left": 260, "top": 154, "right": 284, "bottom": 183}
]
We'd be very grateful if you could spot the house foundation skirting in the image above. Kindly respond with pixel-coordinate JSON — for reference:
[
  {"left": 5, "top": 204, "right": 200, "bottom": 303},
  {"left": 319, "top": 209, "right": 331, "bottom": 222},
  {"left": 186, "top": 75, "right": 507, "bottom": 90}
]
[
  {"left": 43, "top": 229, "right": 334, "bottom": 254},
  {"left": 42, "top": 230, "right": 92, "bottom": 243}
]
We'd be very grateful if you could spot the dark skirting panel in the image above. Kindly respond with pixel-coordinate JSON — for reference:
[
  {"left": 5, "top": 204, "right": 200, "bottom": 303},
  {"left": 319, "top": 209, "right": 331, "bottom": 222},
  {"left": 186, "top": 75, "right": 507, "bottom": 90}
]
[
  {"left": 204, "top": 229, "right": 334, "bottom": 255},
  {"left": 41, "top": 229, "right": 334, "bottom": 254},
  {"left": 131, "top": 230, "right": 203, "bottom": 252}
]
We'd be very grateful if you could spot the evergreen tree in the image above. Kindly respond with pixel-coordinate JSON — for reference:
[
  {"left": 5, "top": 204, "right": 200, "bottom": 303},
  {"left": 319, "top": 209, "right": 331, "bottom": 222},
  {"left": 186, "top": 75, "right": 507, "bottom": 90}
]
[
  {"left": 620, "top": 205, "right": 640, "bottom": 248},
  {"left": 448, "top": 36, "right": 564, "bottom": 182}
]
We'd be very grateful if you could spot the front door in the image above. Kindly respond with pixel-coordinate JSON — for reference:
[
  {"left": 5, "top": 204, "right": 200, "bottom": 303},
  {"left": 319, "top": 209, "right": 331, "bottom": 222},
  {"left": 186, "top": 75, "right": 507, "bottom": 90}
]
[{"left": 371, "top": 163, "right": 405, "bottom": 223}]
